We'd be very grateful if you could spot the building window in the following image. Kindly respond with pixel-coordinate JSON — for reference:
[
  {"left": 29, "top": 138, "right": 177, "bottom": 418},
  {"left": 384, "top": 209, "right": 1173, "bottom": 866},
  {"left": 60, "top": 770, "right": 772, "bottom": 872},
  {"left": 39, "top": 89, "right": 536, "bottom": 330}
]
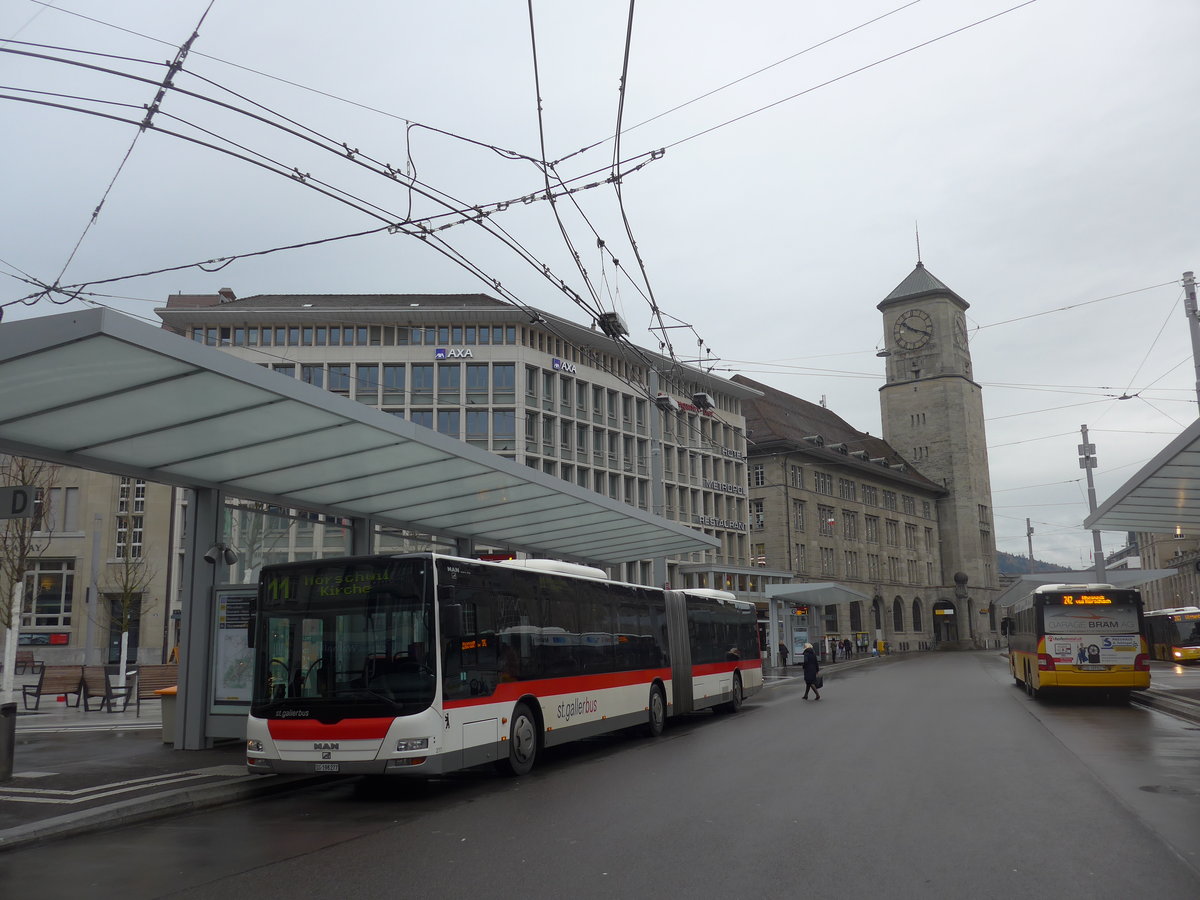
[
  {"left": 922, "top": 500, "right": 932, "bottom": 518},
  {"left": 301, "top": 364, "right": 324, "bottom": 388},
  {"left": 818, "top": 505, "right": 835, "bottom": 537},
  {"left": 328, "top": 364, "right": 351, "bottom": 395},
  {"left": 924, "top": 527, "right": 934, "bottom": 552},
  {"left": 410, "top": 410, "right": 433, "bottom": 430},
  {"left": 792, "top": 499, "right": 806, "bottom": 532},
  {"left": 796, "top": 544, "right": 807, "bottom": 572},
  {"left": 978, "top": 504, "right": 990, "bottom": 525},
  {"left": 820, "top": 547, "right": 836, "bottom": 576},
  {"left": 814, "top": 472, "right": 833, "bottom": 495},
  {"left": 437, "top": 410, "right": 460, "bottom": 438},
  {"left": 902, "top": 495, "right": 915, "bottom": 515},
  {"left": 789, "top": 465, "right": 804, "bottom": 489},
  {"left": 893, "top": 598, "right": 905, "bottom": 632},
  {"left": 355, "top": 364, "right": 380, "bottom": 404},
  {"left": 842, "top": 511, "right": 858, "bottom": 541},
  {"left": 838, "top": 478, "right": 856, "bottom": 501},
  {"left": 865, "top": 515, "right": 879, "bottom": 543},
  {"left": 885, "top": 520, "right": 899, "bottom": 546},
  {"left": 882, "top": 490, "right": 897, "bottom": 510},
  {"left": 493, "top": 363, "right": 516, "bottom": 403},
  {"left": 912, "top": 599, "right": 923, "bottom": 632},
  {"left": 437, "top": 363, "right": 461, "bottom": 405},
  {"left": 906, "top": 559, "right": 918, "bottom": 584},
  {"left": 750, "top": 500, "right": 765, "bottom": 530},
  {"left": 36, "top": 486, "right": 80, "bottom": 533},
  {"left": 493, "top": 410, "right": 516, "bottom": 451},
  {"left": 867, "top": 554, "right": 880, "bottom": 581},
  {"left": 926, "top": 562, "right": 935, "bottom": 585},
  {"left": 889, "top": 557, "right": 902, "bottom": 582},
  {"left": 862, "top": 485, "right": 877, "bottom": 506},
  {"left": 751, "top": 464, "right": 765, "bottom": 487},
  {"left": 410, "top": 364, "right": 434, "bottom": 404},
  {"left": 904, "top": 523, "right": 917, "bottom": 550},
  {"left": 382, "top": 365, "right": 405, "bottom": 405},
  {"left": 115, "top": 514, "right": 144, "bottom": 559},
  {"left": 844, "top": 550, "right": 860, "bottom": 578},
  {"left": 22, "top": 558, "right": 75, "bottom": 628}
]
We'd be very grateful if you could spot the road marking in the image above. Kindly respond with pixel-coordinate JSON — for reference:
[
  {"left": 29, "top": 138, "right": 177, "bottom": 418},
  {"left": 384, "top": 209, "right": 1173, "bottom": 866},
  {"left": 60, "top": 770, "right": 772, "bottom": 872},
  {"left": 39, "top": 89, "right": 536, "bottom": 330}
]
[{"left": 0, "top": 766, "right": 247, "bottom": 805}]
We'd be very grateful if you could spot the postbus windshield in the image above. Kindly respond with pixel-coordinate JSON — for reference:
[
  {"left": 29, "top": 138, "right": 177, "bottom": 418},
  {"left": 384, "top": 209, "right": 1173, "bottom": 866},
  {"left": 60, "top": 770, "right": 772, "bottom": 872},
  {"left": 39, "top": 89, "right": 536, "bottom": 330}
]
[{"left": 251, "top": 557, "right": 435, "bottom": 720}]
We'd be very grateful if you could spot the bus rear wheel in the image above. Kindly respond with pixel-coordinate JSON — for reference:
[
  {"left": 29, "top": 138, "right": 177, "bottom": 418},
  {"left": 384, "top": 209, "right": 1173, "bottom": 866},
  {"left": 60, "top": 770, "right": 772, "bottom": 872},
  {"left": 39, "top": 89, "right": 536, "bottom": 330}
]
[
  {"left": 497, "top": 702, "right": 538, "bottom": 776},
  {"left": 719, "top": 673, "right": 743, "bottom": 713},
  {"left": 646, "top": 684, "right": 666, "bottom": 737}
]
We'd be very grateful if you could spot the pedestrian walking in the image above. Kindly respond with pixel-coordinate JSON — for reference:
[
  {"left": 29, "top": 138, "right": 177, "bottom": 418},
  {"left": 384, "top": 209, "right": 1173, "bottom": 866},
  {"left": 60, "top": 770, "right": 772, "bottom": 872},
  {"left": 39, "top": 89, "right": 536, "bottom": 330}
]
[
  {"left": 801, "top": 642, "right": 821, "bottom": 700},
  {"left": 778, "top": 641, "right": 789, "bottom": 667}
]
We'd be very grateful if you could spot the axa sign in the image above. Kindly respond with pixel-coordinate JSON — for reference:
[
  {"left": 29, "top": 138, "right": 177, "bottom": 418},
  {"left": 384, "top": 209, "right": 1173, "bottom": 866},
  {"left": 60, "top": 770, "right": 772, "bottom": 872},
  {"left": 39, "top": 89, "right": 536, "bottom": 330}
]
[
  {"left": 552, "top": 358, "right": 577, "bottom": 373},
  {"left": 435, "top": 348, "right": 473, "bottom": 359}
]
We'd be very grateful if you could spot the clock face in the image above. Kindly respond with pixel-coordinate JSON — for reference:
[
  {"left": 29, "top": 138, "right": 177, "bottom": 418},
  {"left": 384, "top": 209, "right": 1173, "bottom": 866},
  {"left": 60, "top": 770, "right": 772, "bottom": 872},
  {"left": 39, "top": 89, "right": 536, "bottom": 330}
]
[
  {"left": 893, "top": 308, "right": 933, "bottom": 350},
  {"left": 954, "top": 316, "right": 968, "bottom": 349}
]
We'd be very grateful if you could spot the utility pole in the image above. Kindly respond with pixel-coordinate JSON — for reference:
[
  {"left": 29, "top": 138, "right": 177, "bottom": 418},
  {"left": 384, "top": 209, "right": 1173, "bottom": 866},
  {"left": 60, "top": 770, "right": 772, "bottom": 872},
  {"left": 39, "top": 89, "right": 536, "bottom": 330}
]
[
  {"left": 1183, "top": 271, "right": 1200, "bottom": 408},
  {"left": 1079, "top": 425, "right": 1106, "bottom": 582},
  {"left": 1026, "top": 518, "right": 1035, "bottom": 574}
]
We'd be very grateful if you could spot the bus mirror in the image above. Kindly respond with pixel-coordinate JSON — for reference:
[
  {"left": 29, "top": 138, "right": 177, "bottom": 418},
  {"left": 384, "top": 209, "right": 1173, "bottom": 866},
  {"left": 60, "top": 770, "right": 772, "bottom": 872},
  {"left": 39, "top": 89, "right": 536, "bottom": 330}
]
[{"left": 440, "top": 602, "right": 464, "bottom": 640}]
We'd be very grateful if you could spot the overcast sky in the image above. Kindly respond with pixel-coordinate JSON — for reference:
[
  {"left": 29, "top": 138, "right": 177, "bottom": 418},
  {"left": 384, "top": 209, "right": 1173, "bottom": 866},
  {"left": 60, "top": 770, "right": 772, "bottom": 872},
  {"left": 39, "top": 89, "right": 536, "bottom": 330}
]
[{"left": 2, "top": 0, "right": 1197, "bottom": 567}]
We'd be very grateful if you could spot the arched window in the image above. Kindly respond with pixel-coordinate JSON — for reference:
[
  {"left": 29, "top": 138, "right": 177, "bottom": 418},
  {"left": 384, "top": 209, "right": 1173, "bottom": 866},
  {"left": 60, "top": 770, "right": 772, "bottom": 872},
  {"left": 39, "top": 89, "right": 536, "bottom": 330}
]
[
  {"left": 892, "top": 597, "right": 904, "bottom": 632},
  {"left": 912, "top": 598, "right": 923, "bottom": 632},
  {"left": 850, "top": 601, "right": 863, "bottom": 633}
]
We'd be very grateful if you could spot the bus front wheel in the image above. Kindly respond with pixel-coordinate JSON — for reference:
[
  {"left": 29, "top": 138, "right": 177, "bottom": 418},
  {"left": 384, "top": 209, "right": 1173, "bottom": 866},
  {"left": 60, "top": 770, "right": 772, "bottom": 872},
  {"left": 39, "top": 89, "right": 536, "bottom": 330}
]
[
  {"left": 646, "top": 684, "right": 666, "bottom": 737},
  {"left": 497, "top": 702, "right": 538, "bottom": 777}
]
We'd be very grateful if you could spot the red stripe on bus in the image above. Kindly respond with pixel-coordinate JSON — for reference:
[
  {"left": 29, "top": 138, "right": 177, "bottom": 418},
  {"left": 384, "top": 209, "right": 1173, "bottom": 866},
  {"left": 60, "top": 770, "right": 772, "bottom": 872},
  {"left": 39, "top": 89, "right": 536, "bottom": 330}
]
[
  {"left": 267, "top": 717, "right": 394, "bottom": 740},
  {"left": 692, "top": 660, "right": 761, "bottom": 677},
  {"left": 444, "top": 668, "right": 673, "bottom": 709}
]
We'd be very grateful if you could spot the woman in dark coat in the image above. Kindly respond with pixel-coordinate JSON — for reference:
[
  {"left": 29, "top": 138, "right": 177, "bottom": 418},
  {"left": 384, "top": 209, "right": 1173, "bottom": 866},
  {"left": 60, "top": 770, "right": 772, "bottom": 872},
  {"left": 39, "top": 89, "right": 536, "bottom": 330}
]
[{"left": 801, "top": 642, "right": 821, "bottom": 700}]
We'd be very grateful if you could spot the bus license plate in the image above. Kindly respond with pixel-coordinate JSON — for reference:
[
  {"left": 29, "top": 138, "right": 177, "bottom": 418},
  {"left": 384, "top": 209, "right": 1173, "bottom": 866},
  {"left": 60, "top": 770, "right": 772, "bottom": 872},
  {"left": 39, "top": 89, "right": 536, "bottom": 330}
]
[
  {"left": 1076, "top": 664, "right": 1106, "bottom": 671},
  {"left": 315, "top": 763, "right": 339, "bottom": 773}
]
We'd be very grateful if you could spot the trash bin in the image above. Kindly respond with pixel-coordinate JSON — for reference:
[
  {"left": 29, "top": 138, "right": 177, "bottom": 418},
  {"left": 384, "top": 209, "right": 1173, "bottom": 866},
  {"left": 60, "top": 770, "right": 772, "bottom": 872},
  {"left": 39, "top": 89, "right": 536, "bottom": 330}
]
[
  {"left": 1, "top": 701, "right": 16, "bottom": 782},
  {"left": 155, "top": 686, "right": 177, "bottom": 744}
]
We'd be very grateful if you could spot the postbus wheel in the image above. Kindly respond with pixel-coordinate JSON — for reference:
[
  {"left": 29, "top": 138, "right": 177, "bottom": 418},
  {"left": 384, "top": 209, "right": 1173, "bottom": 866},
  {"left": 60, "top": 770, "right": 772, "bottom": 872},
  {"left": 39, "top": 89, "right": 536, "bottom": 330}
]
[
  {"left": 646, "top": 684, "right": 666, "bottom": 737},
  {"left": 497, "top": 702, "right": 538, "bottom": 777}
]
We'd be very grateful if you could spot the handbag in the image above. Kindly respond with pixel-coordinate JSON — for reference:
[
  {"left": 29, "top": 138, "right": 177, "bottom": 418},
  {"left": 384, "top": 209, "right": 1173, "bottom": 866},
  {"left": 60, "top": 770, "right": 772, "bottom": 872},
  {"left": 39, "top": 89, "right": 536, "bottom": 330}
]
[{"left": 815, "top": 674, "right": 824, "bottom": 688}]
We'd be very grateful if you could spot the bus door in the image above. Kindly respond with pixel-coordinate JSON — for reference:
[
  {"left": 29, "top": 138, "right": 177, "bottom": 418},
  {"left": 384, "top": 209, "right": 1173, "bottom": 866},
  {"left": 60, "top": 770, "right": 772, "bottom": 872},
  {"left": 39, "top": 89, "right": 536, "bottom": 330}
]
[{"left": 665, "top": 591, "right": 695, "bottom": 714}]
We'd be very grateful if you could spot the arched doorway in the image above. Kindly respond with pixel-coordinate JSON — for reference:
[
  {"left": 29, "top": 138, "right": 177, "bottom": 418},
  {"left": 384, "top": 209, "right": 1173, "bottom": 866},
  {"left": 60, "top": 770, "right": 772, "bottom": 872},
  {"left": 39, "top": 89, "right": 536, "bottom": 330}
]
[{"left": 932, "top": 600, "right": 958, "bottom": 643}]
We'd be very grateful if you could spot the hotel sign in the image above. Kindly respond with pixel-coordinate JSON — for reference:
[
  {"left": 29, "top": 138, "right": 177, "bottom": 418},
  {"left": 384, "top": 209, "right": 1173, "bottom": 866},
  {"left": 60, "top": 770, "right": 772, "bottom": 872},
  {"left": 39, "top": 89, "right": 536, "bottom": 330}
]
[{"left": 703, "top": 479, "right": 746, "bottom": 496}]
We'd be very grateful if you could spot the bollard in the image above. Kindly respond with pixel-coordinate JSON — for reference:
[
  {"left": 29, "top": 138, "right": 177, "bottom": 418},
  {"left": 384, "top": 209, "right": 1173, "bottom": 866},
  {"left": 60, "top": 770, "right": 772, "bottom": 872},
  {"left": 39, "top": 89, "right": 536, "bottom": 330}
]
[{"left": 0, "top": 701, "right": 15, "bottom": 782}]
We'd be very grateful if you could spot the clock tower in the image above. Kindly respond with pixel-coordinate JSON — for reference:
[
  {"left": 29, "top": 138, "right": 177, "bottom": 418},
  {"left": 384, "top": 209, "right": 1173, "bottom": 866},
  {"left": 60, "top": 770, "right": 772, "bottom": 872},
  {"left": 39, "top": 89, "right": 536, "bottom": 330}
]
[{"left": 878, "top": 262, "right": 999, "bottom": 644}]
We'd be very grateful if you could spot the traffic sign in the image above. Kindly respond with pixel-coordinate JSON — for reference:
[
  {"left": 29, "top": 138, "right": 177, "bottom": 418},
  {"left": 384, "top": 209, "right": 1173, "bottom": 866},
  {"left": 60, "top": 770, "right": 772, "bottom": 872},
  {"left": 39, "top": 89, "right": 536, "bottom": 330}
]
[{"left": 0, "top": 486, "right": 35, "bottom": 519}]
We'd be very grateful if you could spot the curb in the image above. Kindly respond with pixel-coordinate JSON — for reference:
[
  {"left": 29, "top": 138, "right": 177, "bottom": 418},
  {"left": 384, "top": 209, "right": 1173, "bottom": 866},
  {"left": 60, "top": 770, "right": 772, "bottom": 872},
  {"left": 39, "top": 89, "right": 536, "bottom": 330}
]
[
  {"left": 1131, "top": 690, "right": 1200, "bottom": 727},
  {"left": 0, "top": 773, "right": 328, "bottom": 854}
]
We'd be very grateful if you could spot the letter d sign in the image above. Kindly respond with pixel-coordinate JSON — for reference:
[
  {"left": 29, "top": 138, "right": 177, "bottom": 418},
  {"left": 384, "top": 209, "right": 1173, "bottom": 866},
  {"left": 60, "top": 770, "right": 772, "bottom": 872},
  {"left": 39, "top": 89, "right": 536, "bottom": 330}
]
[{"left": 0, "top": 486, "right": 34, "bottom": 519}]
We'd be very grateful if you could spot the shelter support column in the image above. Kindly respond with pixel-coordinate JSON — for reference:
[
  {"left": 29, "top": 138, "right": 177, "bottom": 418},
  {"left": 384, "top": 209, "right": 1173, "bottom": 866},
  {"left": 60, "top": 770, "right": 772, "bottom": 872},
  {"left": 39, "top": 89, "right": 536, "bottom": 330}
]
[
  {"left": 349, "top": 517, "right": 372, "bottom": 556},
  {"left": 176, "top": 488, "right": 222, "bottom": 750}
]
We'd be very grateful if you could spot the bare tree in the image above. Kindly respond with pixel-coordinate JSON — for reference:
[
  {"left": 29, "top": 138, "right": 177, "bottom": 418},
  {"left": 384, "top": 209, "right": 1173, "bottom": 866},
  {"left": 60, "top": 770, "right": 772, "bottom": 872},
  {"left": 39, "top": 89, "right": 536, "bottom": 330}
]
[
  {"left": 0, "top": 455, "right": 60, "bottom": 702},
  {"left": 99, "top": 546, "right": 158, "bottom": 675}
]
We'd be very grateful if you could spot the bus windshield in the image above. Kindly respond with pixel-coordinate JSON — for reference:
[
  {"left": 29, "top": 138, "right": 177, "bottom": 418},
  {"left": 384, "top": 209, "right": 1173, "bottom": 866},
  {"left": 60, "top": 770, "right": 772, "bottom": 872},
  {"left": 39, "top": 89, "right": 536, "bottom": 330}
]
[{"left": 251, "top": 558, "right": 435, "bottom": 720}]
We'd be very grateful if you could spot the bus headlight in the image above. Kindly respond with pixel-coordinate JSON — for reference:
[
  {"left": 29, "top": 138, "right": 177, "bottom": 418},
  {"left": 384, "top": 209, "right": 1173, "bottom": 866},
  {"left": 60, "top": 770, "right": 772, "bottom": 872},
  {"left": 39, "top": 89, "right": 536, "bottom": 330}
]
[
  {"left": 396, "top": 737, "right": 430, "bottom": 752},
  {"left": 246, "top": 739, "right": 264, "bottom": 752}
]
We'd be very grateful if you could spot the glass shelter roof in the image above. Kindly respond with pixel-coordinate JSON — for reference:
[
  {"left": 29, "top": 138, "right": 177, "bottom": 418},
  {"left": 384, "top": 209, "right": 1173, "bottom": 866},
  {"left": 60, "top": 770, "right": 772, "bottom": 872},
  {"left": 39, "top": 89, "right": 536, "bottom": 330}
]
[
  {"left": 1084, "top": 418, "right": 1200, "bottom": 535},
  {"left": 0, "top": 309, "right": 718, "bottom": 564}
]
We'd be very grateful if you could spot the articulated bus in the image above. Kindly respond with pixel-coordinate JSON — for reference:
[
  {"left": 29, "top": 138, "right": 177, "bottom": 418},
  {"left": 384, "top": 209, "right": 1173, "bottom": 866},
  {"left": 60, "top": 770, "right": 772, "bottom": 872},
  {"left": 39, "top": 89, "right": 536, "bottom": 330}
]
[
  {"left": 1003, "top": 583, "right": 1150, "bottom": 699},
  {"left": 245, "top": 553, "right": 762, "bottom": 777},
  {"left": 1142, "top": 606, "right": 1200, "bottom": 663}
]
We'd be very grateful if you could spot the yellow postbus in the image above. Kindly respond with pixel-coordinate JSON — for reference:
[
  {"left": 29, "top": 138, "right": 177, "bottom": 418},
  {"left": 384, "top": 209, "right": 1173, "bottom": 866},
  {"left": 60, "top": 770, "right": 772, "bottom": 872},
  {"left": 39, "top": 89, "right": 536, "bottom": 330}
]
[{"left": 1002, "top": 583, "right": 1149, "bottom": 699}]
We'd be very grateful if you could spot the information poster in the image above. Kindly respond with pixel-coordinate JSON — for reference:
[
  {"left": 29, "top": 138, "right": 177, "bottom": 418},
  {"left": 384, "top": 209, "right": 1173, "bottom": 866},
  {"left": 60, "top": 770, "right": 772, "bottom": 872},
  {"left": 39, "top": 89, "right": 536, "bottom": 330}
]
[{"left": 211, "top": 590, "right": 256, "bottom": 708}]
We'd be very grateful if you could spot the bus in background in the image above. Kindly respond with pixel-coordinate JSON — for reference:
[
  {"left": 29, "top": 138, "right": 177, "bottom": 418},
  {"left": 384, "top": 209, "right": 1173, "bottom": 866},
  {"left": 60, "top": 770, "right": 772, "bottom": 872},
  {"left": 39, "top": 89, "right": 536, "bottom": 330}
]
[
  {"left": 1002, "top": 583, "right": 1150, "bottom": 699},
  {"left": 245, "top": 554, "right": 762, "bottom": 778},
  {"left": 1142, "top": 606, "right": 1200, "bottom": 663}
]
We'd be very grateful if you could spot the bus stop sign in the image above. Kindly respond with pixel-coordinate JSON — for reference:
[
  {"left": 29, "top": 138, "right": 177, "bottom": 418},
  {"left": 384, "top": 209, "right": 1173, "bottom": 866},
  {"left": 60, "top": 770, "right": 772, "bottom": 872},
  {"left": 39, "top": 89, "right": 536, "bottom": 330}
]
[{"left": 0, "top": 486, "right": 34, "bottom": 519}]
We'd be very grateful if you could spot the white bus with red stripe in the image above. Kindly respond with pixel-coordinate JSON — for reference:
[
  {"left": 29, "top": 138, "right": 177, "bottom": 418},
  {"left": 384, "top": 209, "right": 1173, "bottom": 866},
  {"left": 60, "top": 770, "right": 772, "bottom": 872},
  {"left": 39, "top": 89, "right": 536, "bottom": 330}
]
[{"left": 245, "top": 554, "right": 762, "bottom": 777}]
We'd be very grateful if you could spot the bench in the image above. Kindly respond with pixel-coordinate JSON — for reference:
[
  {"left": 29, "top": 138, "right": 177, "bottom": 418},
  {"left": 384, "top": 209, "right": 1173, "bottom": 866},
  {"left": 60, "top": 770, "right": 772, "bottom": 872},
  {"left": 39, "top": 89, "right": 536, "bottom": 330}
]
[
  {"left": 15, "top": 650, "right": 44, "bottom": 675},
  {"left": 133, "top": 664, "right": 179, "bottom": 716},
  {"left": 20, "top": 665, "right": 84, "bottom": 710},
  {"left": 81, "top": 665, "right": 132, "bottom": 713}
]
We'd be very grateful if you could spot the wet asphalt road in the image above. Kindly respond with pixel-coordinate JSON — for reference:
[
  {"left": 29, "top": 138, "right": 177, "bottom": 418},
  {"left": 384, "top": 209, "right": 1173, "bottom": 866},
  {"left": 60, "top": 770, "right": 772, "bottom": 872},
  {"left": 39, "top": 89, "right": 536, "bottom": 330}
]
[{"left": 1, "top": 651, "right": 1197, "bottom": 899}]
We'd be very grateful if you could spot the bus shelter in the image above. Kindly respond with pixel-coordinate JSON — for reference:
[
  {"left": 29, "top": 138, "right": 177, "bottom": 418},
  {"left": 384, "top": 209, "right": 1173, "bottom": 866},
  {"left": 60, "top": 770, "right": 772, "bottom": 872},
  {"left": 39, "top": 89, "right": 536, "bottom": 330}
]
[
  {"left": 0, "top": 309, "right": 718, "bottom": 749},
  {"left": 764, "top": 582, "right": 874, "bottom": 666}
]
